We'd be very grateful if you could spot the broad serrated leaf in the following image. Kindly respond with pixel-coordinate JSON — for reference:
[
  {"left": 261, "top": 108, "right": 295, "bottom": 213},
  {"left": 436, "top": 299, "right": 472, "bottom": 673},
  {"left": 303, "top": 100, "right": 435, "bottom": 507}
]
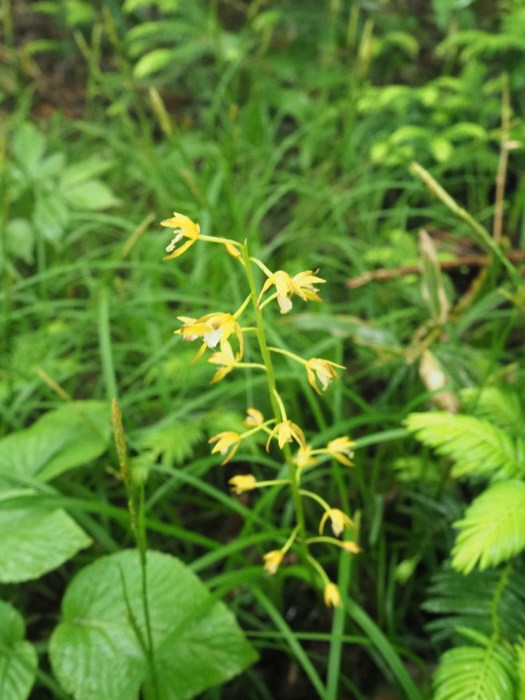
[
  {"left": 12, "top": 123, "right": 46, "bottom": 174},
  {"left": 61, "top": 180, "right": 120, "bottom": 210},
  {"left": 49, "top": 550, "right": 258, "bottom": 700},
  {"left": 452, "top": 481, "right": 525, "bottom": 573},
  {"left": 405, "top": 412, "right": 524, "bottom": 481},
  {"left": 61, "top": 158, "right": 114, "bottom": 185},
  {"left": 433, "top": 640, "right": 516, "bottom": 700},
  {"left": 0, "top": 599, "right": 38, "bottom": 700},
  {"left": 33, "top": 193, "right": 70, "bottom": 244},
  {"left": 0, "top": 401, "right": 110, "bottom": 487},
  {"left": 5, "top": 219, "right": 35, "bottom": 264},
  {"left": 0, "top": 491, "right": 92, "bottom": 582}
]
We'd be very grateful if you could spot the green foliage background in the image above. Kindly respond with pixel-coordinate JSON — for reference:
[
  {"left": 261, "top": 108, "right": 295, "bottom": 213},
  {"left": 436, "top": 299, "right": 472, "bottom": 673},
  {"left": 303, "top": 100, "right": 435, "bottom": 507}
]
[{"left": 1, "top": 0, "right": 525, "bottom": 698}]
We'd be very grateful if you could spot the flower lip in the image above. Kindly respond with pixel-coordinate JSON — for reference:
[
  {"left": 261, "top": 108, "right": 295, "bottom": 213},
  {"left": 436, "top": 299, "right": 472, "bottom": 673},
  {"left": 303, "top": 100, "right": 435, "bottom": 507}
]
[
  {"left": 319, "top": 508, "right": 353, "bottom": 537},
  {"left": 265, "top": 420, "right": 306, "bottom": 452},
  {"left": 324, "top": 581, "right": 342, "bottom": 607},
  {"left": 263, "top": 550, "right": 284, "bottom": 575},
  {"left": 161, "top": 212, "right": 201, "bottom": 260},
  {"left": 305, "top": 358, "right": 345, "bottom": 394},
  {"left": 209, "top": 431, "right": 242, "bottom": 464},
  {"left": 326, "top": 436, "right": 355, "bottom": 466},
  {"left": 229, "top": 474, "right": 257, "bottom": 494}
]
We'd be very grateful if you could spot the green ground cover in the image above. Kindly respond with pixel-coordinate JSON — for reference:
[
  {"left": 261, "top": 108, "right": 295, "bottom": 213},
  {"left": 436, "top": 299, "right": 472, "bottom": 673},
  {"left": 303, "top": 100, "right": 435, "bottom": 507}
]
[{"left": 2, "top": 1, "right": 525, "bottom": 698}]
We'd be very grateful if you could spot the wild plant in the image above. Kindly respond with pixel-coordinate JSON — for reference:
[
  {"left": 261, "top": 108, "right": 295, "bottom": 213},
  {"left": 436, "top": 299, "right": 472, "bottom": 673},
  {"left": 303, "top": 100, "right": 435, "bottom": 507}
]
[
  {"left": 160, "top": 211, "right": 361, "bottom": 606},
  {"left": 406, "top": 385, "right": 525, "bottom": 699}
]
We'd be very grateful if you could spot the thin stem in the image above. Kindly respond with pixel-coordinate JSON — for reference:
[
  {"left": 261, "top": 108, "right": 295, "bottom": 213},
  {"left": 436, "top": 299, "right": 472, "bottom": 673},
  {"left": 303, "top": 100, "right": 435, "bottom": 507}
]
[
  {"left": 493, "top": 73, "right": 510, "bottom": 244},
  {"left": 299, "top": 488, "right": 331, "bottom": 512},
  {"left": 268, "top": 345, "right": 307, "bottom": 365},
  {"left": 410, "top": 161, "right": 521, "bottom": 287},
  {"left": 306, "top": 554, "right": 330, "bottom": 585},
  {"left": 282, "top": 525, "right": 300, "bottom": 554},
  {"left": 241, "top": 243, "right": 308, "bottom": 559},
  {"left": 111, "top": 400, "right": 159, "bottom": 700},
  {"left": 137, "top": 488, "right": 160, "bottom": 700}
]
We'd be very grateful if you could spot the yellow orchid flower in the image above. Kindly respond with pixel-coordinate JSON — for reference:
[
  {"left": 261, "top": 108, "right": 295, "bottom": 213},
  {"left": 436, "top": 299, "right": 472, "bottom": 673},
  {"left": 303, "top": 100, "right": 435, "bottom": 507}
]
[
  {"left": 292, "top": 270, "right": 325, "bottom": 303},
  {"left": 228, "top": 474, "right": 258, "bottom": 494},
  {"left": 326, "top": 436, "right": 355, "bottom": 467},
  {"left": 162, "top": 212, "right": 201, "bottom": 260},
  {"left": 265, "top": 420, "right": 306, "bottom": 451},
  {"left": 319, "top": 508, "right": 353, "bottom": 537},
  {"left": 260, "top": 268, "right": 325, "bottom": 314},
  {"left": 305, "top": 358, "right": 345, "bottom": 394},
  {"left": 341, "top": 540, "right": 362, "bottom": 554},
  {"left": 263, "top": 550, "right": 284, "bottom": 575},
  {"left": 243, "top": 407, "right": 264, "bottom": 427},
  {"left": 208, "top": 345, "right": 237, "bottom": 383},
  {"left": 261, "top": 270, "right": 296, "bottom": 313},
  {"left": 208, "top": 431, "right": 242, "bottom": 464},
  {"left": 294, "top": 444, "right": 318, "bottom": 469},
  {"left": 176, "top": 312, "right": 244, "bottom": 363},
  {"left": 324, "top": 581, "right": 342, "bottom": 607}
]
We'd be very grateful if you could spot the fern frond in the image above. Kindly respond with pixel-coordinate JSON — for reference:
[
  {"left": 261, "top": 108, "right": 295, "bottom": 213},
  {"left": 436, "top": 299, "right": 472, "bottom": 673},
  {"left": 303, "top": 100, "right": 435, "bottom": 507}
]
[
  {"left": 460, "top": 387, "right": 524, "bottom": 440},
  {"left": 515, "top": 640, "right": 525, "bottom": 700},
  {"left": 452, "top": 481, "right": 525, "bottom": 573},
  {"left": 433, "top": 636, "right": 516, "bottom": 700},
  {"left": 424, "top": 565, "right": 525, "bottom": 644},
  {"left": 136, "top": 419, "right": 204, "bottom": 466},
  {"left": 405, "top": 412, "right": 524, "bottom": 481}
]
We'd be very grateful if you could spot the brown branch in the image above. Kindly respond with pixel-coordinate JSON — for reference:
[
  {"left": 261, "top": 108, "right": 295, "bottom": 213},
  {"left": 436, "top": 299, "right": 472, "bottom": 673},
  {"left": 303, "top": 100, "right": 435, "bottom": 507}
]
[{"left": 347, "top": 250, "right": 525, "bottom": 289}]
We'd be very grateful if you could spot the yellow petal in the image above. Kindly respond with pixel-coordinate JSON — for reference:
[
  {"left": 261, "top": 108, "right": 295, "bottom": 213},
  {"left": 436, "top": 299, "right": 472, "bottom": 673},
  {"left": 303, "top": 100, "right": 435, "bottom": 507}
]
[{"left": 324, "top": 582, "right": 342, "bottom": 607}]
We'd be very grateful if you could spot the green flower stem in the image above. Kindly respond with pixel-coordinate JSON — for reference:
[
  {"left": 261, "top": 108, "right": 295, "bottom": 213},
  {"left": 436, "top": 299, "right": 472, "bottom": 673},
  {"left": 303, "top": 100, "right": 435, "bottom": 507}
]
[
  {"left": 235, "top": 362, "right": 267, "bottom": 370},
  {"left": 233, "top": 294, "right": 252, "bottom": 318},
  {"left": 299, "top": 488, "right": 331, "bottom": 512},
  {"left": 306, "top": 553, "right": 330, "bottom": 585},
  {"left": 307, "top": 535, "right": 349, "bottom": 548},
  {"left": 111, "top": 400, "right": 159, "bottom": 700},
  {"left": 282, "top": 525, "right": 300, "bottom": 554},
  {"left": 268, "top": 345, "right": 307, "bottom": 365},
  {"left": 254, "top": 479, "right": 291, "bottom": 489},
  {"left": 241, "top": 242, "right": 308, "bottom": 560}
]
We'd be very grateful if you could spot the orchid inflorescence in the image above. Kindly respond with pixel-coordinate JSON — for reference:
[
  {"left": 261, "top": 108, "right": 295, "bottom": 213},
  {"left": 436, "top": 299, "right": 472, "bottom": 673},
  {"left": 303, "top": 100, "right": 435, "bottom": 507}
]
[{"left": 161, "top": 211, "right": 361, "bottom": 606}]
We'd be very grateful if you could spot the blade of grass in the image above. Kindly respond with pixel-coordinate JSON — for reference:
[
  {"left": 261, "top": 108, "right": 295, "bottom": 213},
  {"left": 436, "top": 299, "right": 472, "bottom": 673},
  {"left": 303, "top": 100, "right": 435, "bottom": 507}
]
[
  {"left": 251, "top": 587, "right": 327, "bottom": 699},
  {"left": 344, "top": 597, "right": 423, "bottom": 700}
]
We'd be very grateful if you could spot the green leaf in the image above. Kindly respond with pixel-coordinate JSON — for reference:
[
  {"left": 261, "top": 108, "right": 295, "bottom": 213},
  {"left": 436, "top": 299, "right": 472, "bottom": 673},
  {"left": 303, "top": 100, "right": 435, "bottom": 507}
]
[
  {"left": 0, "top": 491, "right": 92, "bottom": 582},
  {"left": 460, "top": 387, "right": 524, "bottom": 439},
  {"left": 33, "top": 193, "right": 70, "bottom": 245},
  {"left": 431, "top": 137, "right": 453, "bottom": 163},
  {"left": 12, "top": 123, "right": 46, "bottom": 174},
  {"left": 405, "top": 412, "right": 524, "bottom": 481},
  {"left": 0, "top": 599, "right": 37, "bottom": 700},
  {"left": 49, "top": 550, "right": 258, "bottom": 700},
  {"left": 61, "top": 159, "right": 114, "bottom": 185},
  {"left": 61, "top": 180, "right": 120, "bottom": 211},
  {"left": 424, "top": 566, "right": 525, "bottom": 644},
  {"left": 433, "top": 639, "right": 516, "bottom": 700},
  {"left": 5, "top": 219, "right": 35, "bottom": 264},
  {"left": 133, "top": 48, "right": 176, "bottom": 78},
  {"left": 0, "top": 401, "right": 110, "bottom": 487},
  {"left": 516, "top": 640, "right": 525, "bottom": 699},
  {"left": 452, "top": 481, "right": 525, "bottom": 573},
  {"left": 38, "top": 152, "right": 66, "bottom": 179}
]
